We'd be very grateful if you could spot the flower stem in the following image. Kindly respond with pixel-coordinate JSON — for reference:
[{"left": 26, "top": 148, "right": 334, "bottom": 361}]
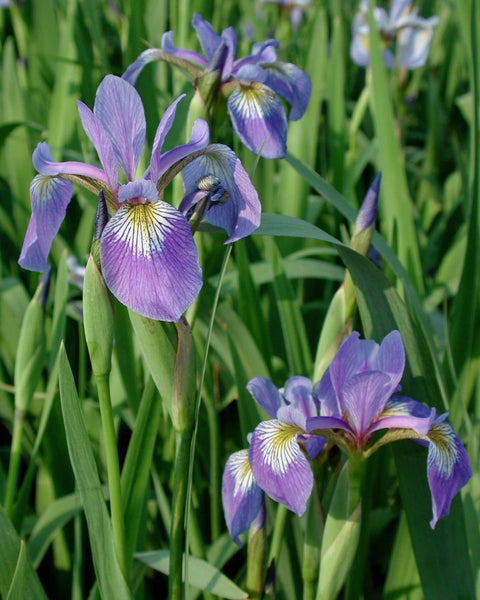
[
  {"left": 268, "top": 503, "right": 288, "bottom": 567},
  {"left": 96, "top": 374, "right": 128, "bottom": 581},
  {"left": 169, "top": 431, "right": 193, "bottom": 600},
  {"left": 4, "top": 409, "right": 26, "bottom": 517}
]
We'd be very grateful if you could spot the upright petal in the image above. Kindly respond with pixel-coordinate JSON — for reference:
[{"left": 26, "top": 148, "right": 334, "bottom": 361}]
[
  {"left": 282, "top": 376, "right": 318, "bottom": 417},
  {"left": 181, "top": 144, "right": 261, "bottom": 242},
  {"left": 247, "top": 376, "right": 285, "bottom": 418},
  {"left": 227, "top": 81, "right": 288, "bottom": 159},
  {"left": 155, "top": 118, "right": 210, "bottom": 180},
  {"left": 260, "top": 62, "right": 311, "bottom": 121},
  {"left": 232, "top": 39, "right": 279, "bottom": 73},
  {"left": 249, "top": 419, "right": 313, "bottom": 515},
  {"left": 94, "top": 75, "right": 145, "bottom": 182},
  {"left": 222, "top": 449, "right": 264, "bottom": 546},
  {"left": 76, "top": 101, "right": 119, "bottom": 192},
  {"left": 99, "top": 179, "right": 202, "bottom": 321},
  {"left": 148, "top": 94, "right": 186, "bottom": 184},
  {"left": 426, "top": 421, "right": 472, "bottom": 528},
  {"left": 372, "top": 330, "right": 405, "bottom": 396},
  {"left": 192, "top": 13, "right": 222, "bottom": 61},
  {"left": 390, "top": 0, "right": 412, "bottom": 24},
  {"left": 19, "top": 174, "right": 73, "bottom": 271}
]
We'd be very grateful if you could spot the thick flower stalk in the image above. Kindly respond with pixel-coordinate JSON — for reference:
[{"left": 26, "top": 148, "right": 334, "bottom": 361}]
[
  {"left": 307, "top": 330, "right": 472, "bottom": 529},
  {"left": 123, "top": 13, "right": 311, "bottom": 158},
  {"left": 19, "top": 75, "right": 260, "bottom": 321},
  {"left": 351, "top": 0, "right": 439, "bottom": 69},
  {"left": 222, "top": 377, "right": 326, "bottom": 543}
]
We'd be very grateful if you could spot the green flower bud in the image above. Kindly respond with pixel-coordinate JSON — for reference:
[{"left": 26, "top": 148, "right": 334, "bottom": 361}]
[
  {"left": 171, "top": 316, "right": 196, "bottom": 434},
  {"left": 83, "top": 255, "right": 114, "bottom": 378}
]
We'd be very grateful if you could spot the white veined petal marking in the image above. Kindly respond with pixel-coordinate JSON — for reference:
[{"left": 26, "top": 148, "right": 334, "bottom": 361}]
[
  {"left": 228, "top": 450, "right": 256, "bottom": 497},
  {"left": 257, "top": 420, "right": 302, "bottom": 475},
  {"left": 111, "top": 201, "right": 180, "bottom": 259},
  {"left": 428, "top": 422, "right": 459, "bottom": 478},
  {"left": 231, "top": 83, "right": 275, "bottom": 120}
]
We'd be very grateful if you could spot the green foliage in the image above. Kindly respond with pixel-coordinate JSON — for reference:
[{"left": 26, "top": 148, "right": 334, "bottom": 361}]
[{"left": 0, "top": 1, "right": 479, "bottom": 599}]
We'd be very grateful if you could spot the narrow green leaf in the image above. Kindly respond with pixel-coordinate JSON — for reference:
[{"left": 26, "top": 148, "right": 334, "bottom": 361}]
[
  {"left": 135, "top": 551, "right": 248, "bottom": 600},
  {"left": 58, "top": 345, "right": 132, "bottom": 600},
  {"left": 0, "top": 506, "right": 48, "bottom": 600}
]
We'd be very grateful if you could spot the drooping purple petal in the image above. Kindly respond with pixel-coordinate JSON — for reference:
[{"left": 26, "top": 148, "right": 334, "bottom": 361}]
[
  {"left": 181, "top": 143, "right": 261, "bottom": 242},
  {"left": 155, "top": 118, "right": 209, "bottom": 181},
  {"left": 99, "top": 179, "right": 202, "bottom": 321},
  {"left": 260, "top": 62, "right": 311, "bottom": 121},
  {"left": 341, "top": 371, "right": 393, "bottom": 440},
  {"left": 227, "top": 81, "right": 288, "bottom": 159},
  {"left": 299, "top": 434, "right": 326, "bottom": 461},
  {"left": 249, "top": 419, "right": 313, "bottom": 515},
  {"left": 161, "top": 31, "right": 208, "bottom": 68},
  {"left": 18, "top": 174, "right": 73, "bottom": 271},
  {"left": 426, "top": 421, "right": 472, "bottom": 528},
  {"left": 192, "top": 13, "right": 222, "bottom": 61},
  {"left": 148, "top": 94, "right": 186, "bottom": 184},
  {"left": 32, "top": 142, "right": 109, "bottom": 185},
  {"left": 122, "top": 48, "right": 166, "bottom": 85},
  {"left": 94, "top": 75, "right": 145, "bottom": 182},
  {"left": 247, "top": 376, "right": 285, "bottom": 418},
  {"left": 76, "top": 101, "right": 119, "bottom": 192},
  {"left": 222, "top": 449, "right": 263, "bottom": 546}
]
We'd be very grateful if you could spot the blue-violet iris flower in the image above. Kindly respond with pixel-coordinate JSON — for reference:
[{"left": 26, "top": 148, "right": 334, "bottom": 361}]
[
  {"left": 307, "top": 330, "right": 472, "bottom": 529},
  {"left": 351, "top": 0, "right": 439, "bottom": 69},
  {"left": 222, "top": 376, "right": 326, "bottom": 543},
  {"left": 18, "top": 75, "right": 260, "bottom": 321},
  {"left": 123, "top": 13, "right": 311, "bottom": 159}
]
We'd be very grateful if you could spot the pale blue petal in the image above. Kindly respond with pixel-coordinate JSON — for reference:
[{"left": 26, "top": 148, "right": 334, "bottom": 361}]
[
  {"left": 192, "top": 13, "right": 222, "bottom": 61},
  {"left": 260, "top": 61, "right": 311, "bottom": 121},
  {"left": 397, "top": 22, "right": 437, "bottom": 69},
  {"left": 246, "top": 376, "right": 285, "bottom": 418},
  {"left": 161, "top": 31, "right": 207, "bottom": 67}
]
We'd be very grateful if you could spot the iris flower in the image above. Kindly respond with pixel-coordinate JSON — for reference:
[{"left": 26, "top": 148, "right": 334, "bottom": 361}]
[
  {"left": 259, "top": 0, "right": 311, "bottom": 31},
  {"left": 19, "top": 75, "right": 260, "bottom": 321},
  {"left": 222, "top": 376, "right": 326, "bottom": 542},
  {"left": 307, "top": 330, "right": 472, "bottom": 528},
  {"left": 350, "top": 0, "right": 439, "bottom": 69},
  {"left": 123, "top": 13, "right": 311, "bottom": 159}
]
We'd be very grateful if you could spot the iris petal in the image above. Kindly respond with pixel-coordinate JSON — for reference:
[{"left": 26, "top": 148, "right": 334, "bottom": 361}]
[
  {"left": 94, "top": 75, "right": 145, "bottom": 182},
  {"left": 76, "top": 101, "right": 119, "bottom": 192},
  {"left": 246, "top": 376, "right": 285, "bottom": 418},
  {"left": 155, "top": 119, "right": 209, "bottom": 180},
  {"left": 192, "top": 13, "right": 222, "bottom": 61},
  {"left": 99, "top": 186, "right": 202, "bottom": 321},
  {"left": 227, "top": 82, "right": 288, "bottom": 158},
  {"left": 249, "top": 419, "right": 313, "bottom": 515},
  {"left": 260, "top": 62, "right": 311, "bottom": 121},
  {"left": 222, "top": 449, "right": 263, "bottom": 546},
  {"left": 19, "top": 174, "right": 73, "bottom": 271},
  {"left": 32, "top": 142, "right": 109, "bottom": 185},
  {"left": 122, "top": 48, "right": 167, "bottom": 86},
  {"left": 397, "top": 23, "right": 436, "bottom": 69},
  {"left": 182, "top": 143, "right": 261, "bottom": 242},
  {"left": 161, "top": 31, "right": 208, "bottom": 68},
  {"left": 426, "top": 422, "right": 472, "bottom": 528}
]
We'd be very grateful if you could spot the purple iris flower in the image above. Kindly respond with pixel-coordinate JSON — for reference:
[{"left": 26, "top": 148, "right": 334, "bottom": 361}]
[
  {"left": 307, "top": 331, "right": 472, "bottom": 529},
  {"left": 18, "top": 75, "right": 260, "bottom": 321},
  {"left": 351, "top": 0, "right": 439, "bottom": 69},
  {"left": 222, "top": 376, "right": 326, "bottom": 541},
  {"left": 123, "top": 13, "right": 311, "bottom": 159}
]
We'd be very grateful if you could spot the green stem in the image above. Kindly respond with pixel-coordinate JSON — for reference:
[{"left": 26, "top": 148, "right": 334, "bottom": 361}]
[
  {"left": 4, "top": 409, "right": 26, "bottom": 518},
  {"left": 96, "top": 374, "right": 128, "bottom": 581},
  {"left": 268, "top": 503, "right": 288, "bottom": 567},
  {"left": 169, "top": 432, "right": 193, "bottom": 600}
]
